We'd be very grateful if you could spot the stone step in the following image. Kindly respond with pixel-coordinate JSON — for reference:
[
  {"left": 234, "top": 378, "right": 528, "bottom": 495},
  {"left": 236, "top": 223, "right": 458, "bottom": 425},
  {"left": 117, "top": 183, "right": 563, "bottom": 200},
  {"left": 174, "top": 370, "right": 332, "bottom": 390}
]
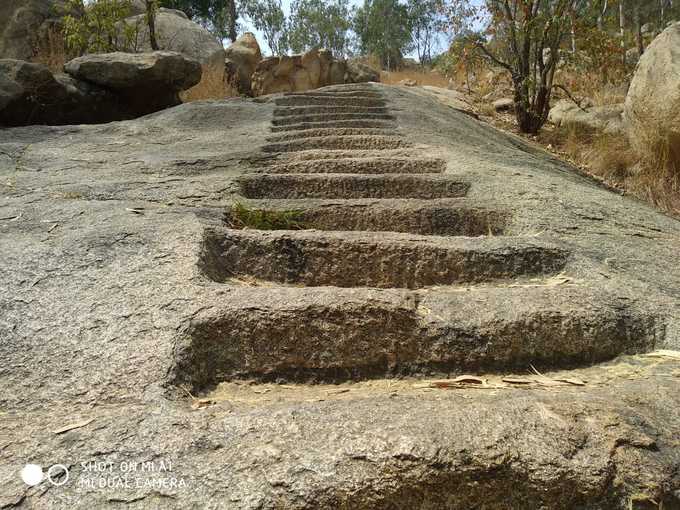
[
  {"left": 172, "top": 285, "right": 659, "bottom": 389},
  {"left": 283, "top": 89, "right": 382, "bottom": 98},
  {"left": 270, "top": 119, "right": 396, "bottom": 132},
  {"left": 256, "top": 156, "right": 447, "bottom": 174},
  {"left": 263, "top": 134, "right": 410, "bottom": 153},
  {"left": 261, "top": 148, "right": 434, "bottom": 162},
  {"left": 273, "top": 106, "right": 390, "bottom": 117},
  {"left": 276, "top": 95, "right": 386, "bottom": 107},
  {"left": 226, "top": 199, "right": 507, "bottom": 236},
  {"left": 272, "top": 112, "right": 394, "bottom": 127},
  {"left": 236, "top": 173, "right": 469, "bottom": 199},
  {"left": 267, "top": 128, "right": 397, "bottom": 143},
  {"left": 201, "top": 228, "right": 569, "bottom": 289}
]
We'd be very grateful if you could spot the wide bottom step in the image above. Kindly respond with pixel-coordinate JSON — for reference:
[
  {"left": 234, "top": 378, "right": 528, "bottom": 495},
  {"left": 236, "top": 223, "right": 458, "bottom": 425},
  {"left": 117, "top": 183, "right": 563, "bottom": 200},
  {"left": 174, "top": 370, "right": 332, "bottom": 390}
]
[{"left": 172, "top": 286, "right": 660, "bottom": 390}]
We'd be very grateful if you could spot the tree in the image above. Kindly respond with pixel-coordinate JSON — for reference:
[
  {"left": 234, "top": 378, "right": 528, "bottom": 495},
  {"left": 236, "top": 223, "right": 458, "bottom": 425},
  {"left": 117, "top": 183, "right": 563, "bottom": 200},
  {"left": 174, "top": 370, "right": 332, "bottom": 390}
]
[
  {"left": 288, "top": 0, "right": 352, "bottom": 56},
  {"left": 354, "top": 0, "right": 412, "bottom": 70},
  {"left": 162, "top": 0, "right": 239, "bottom": 42},
  {"left": 63, "top": 0, "right": 137, "bottom": 53},
  {"left": 407, "top": 0, "right": 445, "bottom": 64},
  {"left": 146, "top": 0, "right": 159, "bottom": 50},
  {"left": 463, "top": 0, "right": 585, "bottom": 134},
  {"left": 242, "top": 0, "right": 288, "bottom": 55}
]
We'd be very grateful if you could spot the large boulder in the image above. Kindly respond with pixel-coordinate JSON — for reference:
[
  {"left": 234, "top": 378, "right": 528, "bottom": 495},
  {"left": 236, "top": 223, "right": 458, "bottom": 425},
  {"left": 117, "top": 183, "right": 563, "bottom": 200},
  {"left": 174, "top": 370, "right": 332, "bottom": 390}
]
[
  {"left": 624, "top": 22, "right": 680, "bottom": 166},
  {"left": 346, "top": 59, "right": 380, "bottom": 83},
  {"left": 122, "top": 9, "right": 225, "bottom": 70},
  {"left": 0, "top": 59, "right": 119, "bottom": 126},
  {"left": 224, "top": 32, "right": 261, "bottom": 94},
  {"left": 251, "top": 49, "right": 336, "bottom": 97},
  {"left": 1, "top": 52, "right": 202, "bottom": 126},
  {"left": 549, "top": 99, "right": 624, "bottom": 135},
  {"left": 0, "top": 0, "right": 66, "bottom": 60},
  {"left": 251, "top": 51, "right": 379, "bottom": 97},
  {"left": 64, "top": 51, "right": 201, "bottom": 116}
]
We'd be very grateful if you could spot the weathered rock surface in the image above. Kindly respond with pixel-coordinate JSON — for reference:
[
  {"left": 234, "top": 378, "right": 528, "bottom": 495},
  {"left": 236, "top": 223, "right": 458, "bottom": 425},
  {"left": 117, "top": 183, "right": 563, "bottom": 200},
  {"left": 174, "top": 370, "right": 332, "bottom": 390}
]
[
  {"left": 549, "top": 99, "right": 624, "bottom": 135},
  {"left": 409, "top": 85, "right": 479, "bottom": 118},
  {"left": 624, "top": 22, "right": 680, "bottom": 166},
  {"left": 0, "top": 84, "right": 679, "bottom": 508},
  {"left": 122, "top": 8, "right": 225, "bottom": 69},
  {"left": 0, "top": 0, "right": 65, "bottom": 60},
  {"left": 224, "top": 32, "right": 262, "bottom": 94}
]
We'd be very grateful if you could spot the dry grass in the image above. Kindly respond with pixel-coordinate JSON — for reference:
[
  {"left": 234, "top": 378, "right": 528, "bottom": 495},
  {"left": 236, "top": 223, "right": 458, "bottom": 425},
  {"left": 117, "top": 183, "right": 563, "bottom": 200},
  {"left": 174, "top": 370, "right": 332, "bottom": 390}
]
[
  {"left": 32, "top": 27, "right": 68, "bottom": 73},
  {"left": 537, "top": 124, "right": 680, "bottom": 216},
  {"left": 180, "top": 65, "right": 240, "bottom": 102}
]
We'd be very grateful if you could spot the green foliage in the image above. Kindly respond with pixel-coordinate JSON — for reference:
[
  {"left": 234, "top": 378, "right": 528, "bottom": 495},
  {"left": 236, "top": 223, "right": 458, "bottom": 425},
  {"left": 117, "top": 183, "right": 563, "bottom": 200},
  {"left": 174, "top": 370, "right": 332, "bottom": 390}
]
[
  {"left": 470, "top": 0, "right": 577, "bottom": 134},
  {"left": 563, "top": 20, "right": 626, "bottom": 84},
  {"left": 406, "top": 0, "right": 446, "bottom": 64},
  {"left": 162, "top": 0, "right": 238, "bottom": 41},
  {"left": 435, "top": 31, "right": 486, "bottom": 91},
  {"left": 228, "top": 203, "right": 305, "bottom": 230},
  {"left": 288, "top": 0, "right": 352, "bottom": 56},
  {"left": 63, "top": 0, "right": 137, "bottom": 54},
  {"left": 242, "top": 0, "right": 288, "bottom": 55},
  {"left": 354, "top": 0, "right": 412, "bottom": 70}
]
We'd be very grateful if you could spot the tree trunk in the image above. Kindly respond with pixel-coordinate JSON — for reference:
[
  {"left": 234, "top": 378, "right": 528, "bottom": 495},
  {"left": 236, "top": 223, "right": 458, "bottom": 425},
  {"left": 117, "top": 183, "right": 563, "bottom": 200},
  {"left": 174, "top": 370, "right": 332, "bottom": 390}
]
[
  {"left": 228, "top": 0, "right": 237, "bottom": 43},
  {"left": 597, "top": 0, "right": 608, "bottom": 30},
  {"left": 146, "top": 0, "right": 159, "bottom": 51},
  {"left": 619, "top": 0, "right": 626, "bottom": 66},
  {"left": 634, "top": 4, "right": 644, "bottom": 56}
]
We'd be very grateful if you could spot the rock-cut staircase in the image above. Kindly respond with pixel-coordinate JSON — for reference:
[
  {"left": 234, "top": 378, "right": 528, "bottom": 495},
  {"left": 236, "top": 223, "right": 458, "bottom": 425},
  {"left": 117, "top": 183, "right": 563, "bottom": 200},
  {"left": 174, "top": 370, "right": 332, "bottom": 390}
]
[{"left": 175, "top": 84, "right": 661, "bottom": 391}]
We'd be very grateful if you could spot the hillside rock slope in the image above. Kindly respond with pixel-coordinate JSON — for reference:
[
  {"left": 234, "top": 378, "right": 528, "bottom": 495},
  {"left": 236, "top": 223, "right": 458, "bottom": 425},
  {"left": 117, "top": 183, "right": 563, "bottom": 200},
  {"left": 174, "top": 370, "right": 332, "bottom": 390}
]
[{"left": 1, "top": 84, "right": 679, "bottom": 508}]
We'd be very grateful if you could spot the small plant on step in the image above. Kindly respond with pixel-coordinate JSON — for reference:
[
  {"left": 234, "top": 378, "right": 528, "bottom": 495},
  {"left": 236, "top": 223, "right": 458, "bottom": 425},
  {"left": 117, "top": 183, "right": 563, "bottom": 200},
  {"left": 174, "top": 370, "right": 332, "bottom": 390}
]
[{"left": 227, "top": 202, "right": 306, "bottom": 230}]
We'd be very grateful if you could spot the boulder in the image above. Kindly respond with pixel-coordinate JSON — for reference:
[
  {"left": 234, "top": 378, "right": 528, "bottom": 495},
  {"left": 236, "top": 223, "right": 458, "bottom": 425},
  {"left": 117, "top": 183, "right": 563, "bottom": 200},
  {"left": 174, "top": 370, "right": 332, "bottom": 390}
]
[
  {"left": 624, "top": 22, "right": 680, "bottom": 166},
  {"left": 346, "top": 59, "right": 380, "bottom": 83},
  {"left": 224, "top": 33, "right": 261, "bottom": 94},
  {"left": 0, "top": 59, "right": 119, "bottom": 126},
  {"left": 493, "top": 97, "right": 514, "bottom": 112},
  {"left": 252, "top": 49, "right": 343, "bottom": 96},
  {"left": 0, "top": 0, "right": 66, "bottom": 60},
  {"left": 64, "top": 51, "right": 201, "bottom": 116},
  {"left": 129, "top": 0, "right": 147, "bottom": 16},
  {"left": 122, "top": 9, "right": 225, "bottom": 70},
  {"left": 65, "top": 50, "right": 200, "bottom": 89},
  {"left": 549, "top": 99, "right": 624, "bottom": 135},
  {"left": 328, "top": 60, "right": 347, "bottom": 85}
]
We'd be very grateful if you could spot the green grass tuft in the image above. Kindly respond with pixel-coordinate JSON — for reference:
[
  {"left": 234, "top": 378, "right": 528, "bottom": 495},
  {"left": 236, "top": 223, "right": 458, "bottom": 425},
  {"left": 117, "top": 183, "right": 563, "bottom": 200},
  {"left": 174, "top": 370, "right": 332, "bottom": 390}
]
[{"left": 227, "top": 202, "right": 306, "bottom": 230}]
